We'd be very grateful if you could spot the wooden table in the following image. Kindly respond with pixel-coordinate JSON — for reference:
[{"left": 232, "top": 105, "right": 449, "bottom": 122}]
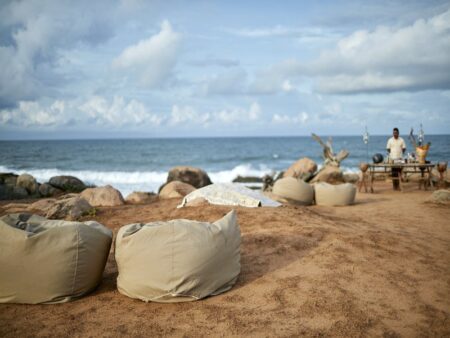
[{"left": 360, "top": 163, "right": 436, "bottom": 192}]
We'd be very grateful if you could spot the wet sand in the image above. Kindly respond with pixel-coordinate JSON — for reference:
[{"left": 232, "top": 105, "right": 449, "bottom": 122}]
[{"left": 1, "top": 182, "right": 449, "bottom": 337}]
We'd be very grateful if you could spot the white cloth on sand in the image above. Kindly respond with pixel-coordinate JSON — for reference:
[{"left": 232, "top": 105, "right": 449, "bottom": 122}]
[{"left": 178, "top": 183, "right": 281, "bottom": 208}]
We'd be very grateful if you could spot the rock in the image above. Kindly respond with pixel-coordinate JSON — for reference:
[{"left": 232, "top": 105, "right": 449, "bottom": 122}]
[
  {"left": 1, "top": 202, "right": 29, "bottom": 214},
  {"left": 46, "top": 196, "right": 93, "bottom": 220},
  {"left": 159, "top": 181, "right": 196, "bottom": 199},
  {"left": 48, "top": 176, "right": 86, "bottom": 193},
  {"left": 310, "top": 166, "right": 345, "bottom": 184},
  {"left": 0, "top": 173, "right": 18, "bottom": 186},
  {"left": 232, "top": 176, "right": 263, "bottom": 183},
  {"left": 125, "top": 191, "right": 157, "bottom": 204},
  {"left": 16, "top": 174, "right": 39, "bottom": 195},
  {"left": 343, "top": 173, "right": 360, "bottom": 184},
  {"left": 29, "top": 198, "right": 57, "bottom": 213},
  {"left": 166, "top": 166, "right": 212, "bottom": 189},
  {"left": 284, "top": 158, "right": 318, "bottom": 180},
  {"left": 39, "top": 183, "right": 63, "bottom": 197},
  {"left": 0, "top": 184, "right": 29, "bottom": 200},
  {"left": 80, "top": 185, "right": 125, "bottom": 207},
  {"left": 426, "top": 190, "right": 450, "bottom": 205},
  {"left": 13, "top": 186, "right": 29, "bottom": 199}
]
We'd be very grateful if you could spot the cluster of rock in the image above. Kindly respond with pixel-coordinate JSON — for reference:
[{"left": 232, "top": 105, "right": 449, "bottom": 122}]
[
  {"left": 158, "top": 166, "right": 212, "bottom": 199},
  {"left": 0, "top": 173, "right": 87, "bottom": 200}
]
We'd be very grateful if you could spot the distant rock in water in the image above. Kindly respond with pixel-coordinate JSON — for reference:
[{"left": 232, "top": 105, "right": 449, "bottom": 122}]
[
  {"left": 48, "top": 176, "right": 86, "bottom": 193},
  {"left": 80, "top": 185, "right": 125, "bottom": 207},
  {"left": 166, "top": 166, "right": 212, "bottom": 189},
  {"left": 232, "top": 176, "right": 263, "bottom": 183}
]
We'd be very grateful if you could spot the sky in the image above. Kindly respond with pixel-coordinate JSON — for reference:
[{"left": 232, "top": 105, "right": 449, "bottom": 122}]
[{"left": 0, "top": 0, "right": 449, "bottom": 139}]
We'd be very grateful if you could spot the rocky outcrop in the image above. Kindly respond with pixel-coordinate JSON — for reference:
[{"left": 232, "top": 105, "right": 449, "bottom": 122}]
[
  {"left": 284, "top": 158, "right": 317, "bottom": 181},
  {"left": 166, "top": 166, "right": 212, "bottom": 189},
  {"left": 125, "top": 192, "right": 157, "bottom": 204},
  {"left": 16, "top": 174, "right": 39, "bottom": 195},
  {"left": 38, "top": 183, "right": 63, "bottom": 197},
  {"left": 46, "top": 196, "right": 93, "bottom": 220},
  {"left": 48, "top": 176, "right": 86, "bottom": 193},
  {"left": 80, "top": 185, "right": 125, "bottom": 207},
  {"left": 310, "top": 166, "right": 345, "bottom": 184},
  {"left": 159, "top": 181, "right": 196, "bottom": 199},
  {"left": 0, "top": 173, "right": 34, "bottom": 200}
]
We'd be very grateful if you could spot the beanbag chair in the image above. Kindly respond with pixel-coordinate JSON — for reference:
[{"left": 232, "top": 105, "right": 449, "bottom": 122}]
[
  {"left": 0, "top": 213, "right": 112, "bottom": 304},
  {"left": 115, "top": 210, "right": 241, "bottom": 303},
  {"left": 314, "top": 182, "right": 356, "bottom": 206},
  {"left": 272, "top": 177, "right": 314, "bottom": 205}
]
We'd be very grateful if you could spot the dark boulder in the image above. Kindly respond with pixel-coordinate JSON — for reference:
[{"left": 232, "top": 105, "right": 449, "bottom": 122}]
[{"left": 48, "top": 176, "right": 86, "bottom": 193}]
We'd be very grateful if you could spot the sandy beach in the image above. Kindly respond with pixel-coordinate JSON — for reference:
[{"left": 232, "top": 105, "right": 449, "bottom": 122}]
[{"left": 1, "top": 181, "right": 449, "bottom": 337}]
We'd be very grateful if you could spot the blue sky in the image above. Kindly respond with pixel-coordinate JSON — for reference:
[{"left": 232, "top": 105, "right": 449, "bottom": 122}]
[{"left": 0, "top": 0, "right": 449, "bottom": 139}]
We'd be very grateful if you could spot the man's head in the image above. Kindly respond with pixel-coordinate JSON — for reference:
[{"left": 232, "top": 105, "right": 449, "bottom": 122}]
[{"left": 393, "top": 127, "right": 399, "bottom": 139}]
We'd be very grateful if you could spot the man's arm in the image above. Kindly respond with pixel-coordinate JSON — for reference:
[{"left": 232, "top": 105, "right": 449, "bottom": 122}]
[{"left": 402, "top": 139, "right": 406, "bottom": 154}]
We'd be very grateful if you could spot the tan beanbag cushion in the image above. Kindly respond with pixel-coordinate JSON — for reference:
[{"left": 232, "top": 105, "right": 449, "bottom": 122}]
[
  {"left": 115, "top": 210, "right": 241, "bottom": 303},
  {"left": 272, "top": 177, "right": 314, "bottom": 205},
  {"left": 314, "top": 182, "right": 356, "bottom": 206},
  {"left": 0, "top": 214, "right": 112, "bottom": 304}
]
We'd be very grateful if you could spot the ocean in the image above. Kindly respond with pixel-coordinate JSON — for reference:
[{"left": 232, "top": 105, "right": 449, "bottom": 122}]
[{"left": 1, "top": 135, "right": 449, "bottom": 196}]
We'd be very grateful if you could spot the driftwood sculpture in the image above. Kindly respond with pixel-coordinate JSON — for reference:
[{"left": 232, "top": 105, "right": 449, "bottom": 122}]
[{"left": 312, "top": 133, "right": 349, "bottom": 167}]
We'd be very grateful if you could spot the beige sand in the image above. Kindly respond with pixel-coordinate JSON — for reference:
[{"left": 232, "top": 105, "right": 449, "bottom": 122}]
[{"left": 1, "top": 182, "right": 449, "bottom": 337}]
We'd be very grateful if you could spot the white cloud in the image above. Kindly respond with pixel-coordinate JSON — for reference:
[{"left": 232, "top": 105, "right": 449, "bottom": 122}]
[
  {"left": 0, "top": 1, "right": 115, "bottom": 107},
  {"left": 297, "top": 9, "right": 450, "bottom": 94},
  {"left": 0, "top": 100, "right": 70, "bottom": 127},
  {"left": 225, "top": 25, "right": 338, "bottom": 41},
  {"left": 112, "top": 20, "right": 181, "bottom": 87},
  {"left": 169, "top": 102, "right": 261, "bottom": 126},
  {"left": 272, "top": 112, "right": 309, "bottom": 124},
  {"left": 216, "top": 102, "right": 261, "bottom": 123},
  {"left": 79, "top": 96, "right": 163, "bottom": 126},
  {"left": 0, "top": 96, "right": 163, "bottom": 128},
  {"left": 169, "top": 105, "right": 211, "bottom": 126}
]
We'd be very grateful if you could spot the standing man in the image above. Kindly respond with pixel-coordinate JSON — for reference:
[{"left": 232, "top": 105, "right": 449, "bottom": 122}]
[{"left": 386, "top": 127, "right": 406, "bottom": 190}]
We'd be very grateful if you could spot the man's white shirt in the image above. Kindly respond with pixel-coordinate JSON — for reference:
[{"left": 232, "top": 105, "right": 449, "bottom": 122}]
[{"left": 386, "top": 137, "right": 406, "bottom": 160}]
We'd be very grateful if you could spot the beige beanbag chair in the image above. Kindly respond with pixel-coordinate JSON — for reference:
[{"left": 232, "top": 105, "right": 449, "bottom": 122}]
[
  {"left": 314, "top": 182, "right": 356, "bottom": 206},
  {"left": 272, "top": 177, "right": 314, "bottom": 205},
  {"left": 0, "top": 214, "right": 112, "bottom": 304},
  {"left": 115, "top": 210, "right": 241, "bottom": 303}
]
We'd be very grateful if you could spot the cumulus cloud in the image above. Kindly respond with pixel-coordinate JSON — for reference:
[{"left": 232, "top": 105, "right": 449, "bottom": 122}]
[
  {"left": 272, "top": 112, "right": 309, "bottom": 124},
  {"left": 0, "top": 96, "right": 163, "bottom": 128},
  {"left": 112, "top": 20, "right": 181, "bottom": 87},
  {"left": 276, "top": 9, "right": 450, "bottom": 94},
  {"left": 78, "top": 96, "right": 163, "bottom": 126},
  {"left": 169, "top": 102, "right": 261, "bottom": 126},
  {"left": 0, "top": 0, "right": 114, "bottom": 107},
  {"left": 169, "top": 105, "right": 211, "bottom": 126},
  {"left": 0, "top": 100, "right": 72, "bottom": 127}
]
